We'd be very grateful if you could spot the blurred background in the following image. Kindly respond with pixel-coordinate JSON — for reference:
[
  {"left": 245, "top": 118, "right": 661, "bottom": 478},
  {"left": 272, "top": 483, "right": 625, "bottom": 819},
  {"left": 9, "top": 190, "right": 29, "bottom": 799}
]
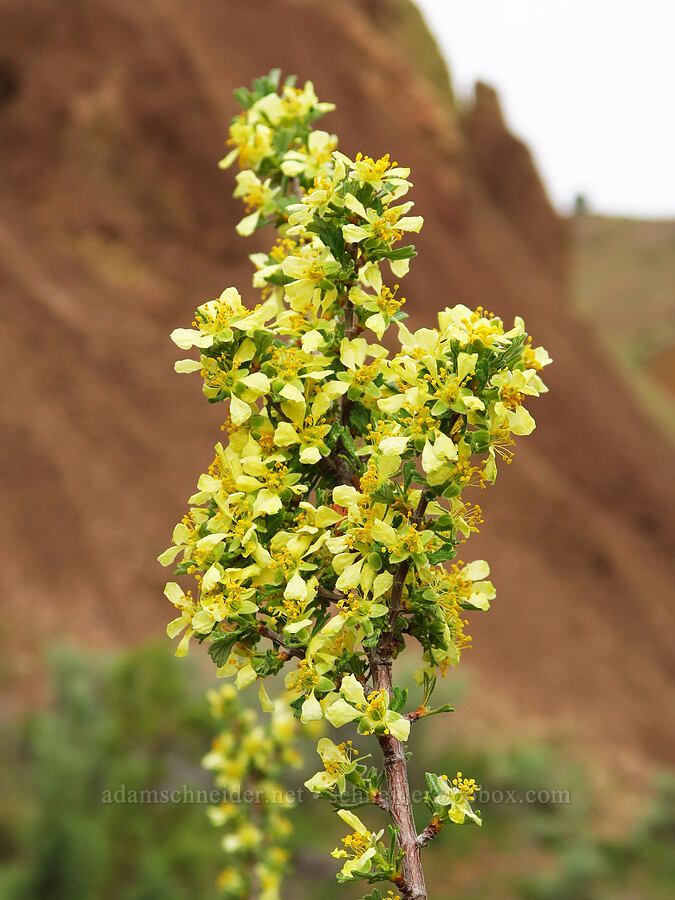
[{"left": 1, "top": 1, "right": 673, "bottom": 898}]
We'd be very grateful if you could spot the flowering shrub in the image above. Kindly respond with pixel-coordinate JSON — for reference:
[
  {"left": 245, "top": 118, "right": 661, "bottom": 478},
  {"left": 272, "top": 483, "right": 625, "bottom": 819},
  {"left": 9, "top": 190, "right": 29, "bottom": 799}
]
[
  {"left": 161, "top": 69, "right": 551, "bottom": 899},
  {"left": 204, "top": 685, "right": 300, "bottom": 899}
]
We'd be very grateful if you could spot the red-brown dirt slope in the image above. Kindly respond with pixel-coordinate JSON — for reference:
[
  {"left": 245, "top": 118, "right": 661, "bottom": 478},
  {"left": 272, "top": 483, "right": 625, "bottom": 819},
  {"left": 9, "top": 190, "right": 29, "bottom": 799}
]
[{"left": 1, "top": 0, "right": 673, "bottom": 771}]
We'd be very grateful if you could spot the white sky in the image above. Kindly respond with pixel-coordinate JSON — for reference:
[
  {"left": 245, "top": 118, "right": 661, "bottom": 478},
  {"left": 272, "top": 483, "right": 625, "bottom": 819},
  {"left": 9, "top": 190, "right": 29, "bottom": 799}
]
[{"left": 415, "top": 0, "right": 675, "bottom": 217}]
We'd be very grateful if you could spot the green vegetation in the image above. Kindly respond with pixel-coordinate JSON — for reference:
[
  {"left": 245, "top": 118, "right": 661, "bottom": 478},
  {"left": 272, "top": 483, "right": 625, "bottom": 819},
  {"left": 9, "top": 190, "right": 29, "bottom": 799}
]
[
  {"left": 573, "top": 215, "right": 675, "bottom": 434},
  {"left": 1, "top": 644, "right": 672, "bottom": 899},
  {"left": 0, "top": 645, "right": 222, "bottom": 900}
]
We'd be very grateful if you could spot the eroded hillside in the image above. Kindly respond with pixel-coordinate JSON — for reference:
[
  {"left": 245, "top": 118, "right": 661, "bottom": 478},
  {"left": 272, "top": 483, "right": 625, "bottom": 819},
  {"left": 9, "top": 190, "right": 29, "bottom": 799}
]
[{"left": 1, "top": 0, "right": 673, "bottom": 774}]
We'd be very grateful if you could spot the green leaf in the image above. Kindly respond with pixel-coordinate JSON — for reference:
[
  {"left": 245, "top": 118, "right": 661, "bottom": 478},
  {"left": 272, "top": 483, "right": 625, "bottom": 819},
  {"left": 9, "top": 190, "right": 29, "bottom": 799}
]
[
  {"left": 402, "top": 459, "right": 419, "bottom": 490},
  {"left": 474, "top": 357, "right": 491, "bottom": 388},
  {"left": 428, "top": 543, "right": 456, "bottom": 565},
  {"left": 361, "top": 631, "right": 380, "bottom": 649},
  {"left": 264, "top": 271, "right": 294, "bottom": 286},
  {"left": 378, "top": 245, "right": 417, "bottom": 260},
  {"left": 313, "top": 217, "right": 345, "bottom": 260},
  {"left": 261, "top": 68, "right": 281, "bottom": 91},
  {"left": 434, "top": 514, "right": 455, "bottom": 529},
  {"left": 470, "top": 429, "right": 491, "bottom": 453},
  {"left": 232, "top": 87, "right": 254, "bottom": 109},
  {"left": 253, "top": 330, "right": 275, "bottom": 356},
  {"left": 390, "top": 686, "right": 408, "bottom": 712},
  {"left": 208, "top": 630, "right": 244, "bottom": 667},
  {"left": 441, "top": 483, "right": 462, "bottom": 499},
  {"left": 425, "top": 772, "right": 443, "bottom": 797},
  {"left": 252, "top": 650, "right": 285, "bottom": 677},
  {"left": 426, "top": 702, "right": 454, "bottom": 717},
  {"left": 371, "top": 483, "right": 396, "bottom": 504},
  {"left": 349, "top": 403, "right": 370, "bottom": 433},
  {"left": 338, "top": 425, "right": 358, "bottom": 461}
]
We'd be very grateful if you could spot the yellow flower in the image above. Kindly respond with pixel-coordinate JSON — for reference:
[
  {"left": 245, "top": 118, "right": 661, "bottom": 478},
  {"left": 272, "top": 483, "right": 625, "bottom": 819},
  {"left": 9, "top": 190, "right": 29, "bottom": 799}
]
[
  {"left": 233, "top": 170, "right": 280, "bottom": 235},
  {"left": 233, "top": 452, "right": 307, "bottom": 519},
  {"left": 280, "top": 80, "right": 335, "bottom": 119},
  {"left": 170, "top": 287, "right": 276, "bottom": 351},
  {"left": 434, "top": 772, "right": 482, "bottom": 825},
  {"left": 219, "top": 118, "right": 274, "bottom": 171},
  {"left": 326, "top": 587, "right": 389, "bottom": 637},
  {"left": 164, "top": 582, "right": 197, "bottom": 657},
  {"left": 190, "top": 574, "right": 258, "bottom": 634},
  {"left": 489, "top": 368, "right": 546, "bottom": 436},
  {"left": 304, "top": 738, "right": 359, "bottom": 793},
  {"left": 342, "top": 194, "right": 423, "bottom": 246},
  {"left": 273, "top": 413, "right": 331, "bottom": 464},
  {"left": 157, "top": 506, "right": 208, "bottom": 567},
  {"left": 287, "top": 155, "right": 348, "bottom": 224},
  {"left": 349, "top": 265, "right": 406, "bottom": 339},
  {"left": 166, "top": 75, "right": 554, "bottom": 882},
  {"left": 438, "top": 304, "right": 522, "bottom": 349},
  {"left": 281, "top": 130, "right": 338, "bottom": 180},
  {"left": 281, "top": 242, "right": 340, "bottom": 308},
  {"left": 331, "top": 809, "right": 384, "bottom": 877},
  {"left": 335, "top": 151, "right": 411, "bottom": 194},
  {"left": 421, "top": 432, "right": 459, "bottom": 483},
  {"left": 324, "top": 674, "right": 410, "bottom": 741}
]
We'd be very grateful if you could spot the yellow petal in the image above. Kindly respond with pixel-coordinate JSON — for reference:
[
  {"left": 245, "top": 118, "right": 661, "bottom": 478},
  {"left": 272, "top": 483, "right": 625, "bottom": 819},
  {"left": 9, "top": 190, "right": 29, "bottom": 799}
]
[
  {"left": 230, "top": 395, "right": 252, "bottom": 426},
  {"left": 371, "top": 519, "right": 397, "bottom": 545},
  {"left": 235, "top": 211, "right": 260, "bottom": 236},
  {"left": 252, "top": 489, "right": 282, "bottom": 517},
  {"left": 284, "top": 571, "right": 308, "bottom": 602},
  {"left": 274, "top": 422, "right": 299, "bottom": 446},
  {"left": 174, "top": 359, "right": 203, "bottom": 374},
  {"left": 258, "top": 681, "right": 275, "bottom": 712},
  {"left": 300, "top": 445, "right": 322, "bottom": 464},
  {"left": 301, "top": 691, "right": 323, "bottom": 724}
]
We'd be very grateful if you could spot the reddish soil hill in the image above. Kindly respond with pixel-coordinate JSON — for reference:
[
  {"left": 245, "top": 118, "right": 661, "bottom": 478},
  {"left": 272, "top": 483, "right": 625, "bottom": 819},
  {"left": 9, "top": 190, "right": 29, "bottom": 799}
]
[{"left": 1, "top": 0, "right": 673, "bottom": 772}]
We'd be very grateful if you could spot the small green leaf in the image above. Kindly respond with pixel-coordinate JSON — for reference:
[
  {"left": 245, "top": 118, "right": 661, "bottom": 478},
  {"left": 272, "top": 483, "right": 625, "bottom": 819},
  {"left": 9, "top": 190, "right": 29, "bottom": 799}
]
[
  {"left": 371, "top": 483, "right": 396, "bottom": 504},
  {"left": 264, "top": 271, "right": 294, "bottom": 286},
  {"left": 378, "top": 245, "right": 417, "bottom": 260},
  {"left": 208, "top": 630, "right": 244, "bottom": 667},
  {"left": 428, "top": 543, "right": 456, "bottom": 565},
  {"left": 390, "top": 686, "right": 408, "bottom": 712},
  {"left": 349, "top": 403, "right": 370, "bottom": 433}
]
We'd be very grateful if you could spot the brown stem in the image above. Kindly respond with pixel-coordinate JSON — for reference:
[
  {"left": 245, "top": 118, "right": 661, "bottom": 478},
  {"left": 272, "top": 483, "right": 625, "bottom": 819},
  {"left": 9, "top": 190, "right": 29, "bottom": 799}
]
[
  {"left": 257, "top": 624, "right": 304, "bottom": 660},
  {"left": 417, "top": 819, "right": 442, "bottom": 849},
  {"left": 317, "top": 586, "right": 344, "bottom": 604},
  {"left": 373, "top": 664, "right": 426, "bottom": 900},
  {"left": 343, "top": 295, "right": 356, "bottom": 339},
  {"left": 318, "top": 452, "right": 355, "bottom": 487},
  {"left": 372, "top": 791, "right": 390, "bottom": 811},
  {"left": 377, "top": 491, "right": 429, "bottom": 660},
  {"left": 370, "top": 491, "right": 430, "bottom": 899}
]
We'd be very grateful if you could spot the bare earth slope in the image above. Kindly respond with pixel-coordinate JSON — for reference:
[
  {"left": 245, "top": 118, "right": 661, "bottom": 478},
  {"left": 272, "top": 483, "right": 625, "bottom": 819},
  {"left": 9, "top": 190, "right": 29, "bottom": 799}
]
[{"left": 1, "top": 0, "right": 673, "bottom": 770}]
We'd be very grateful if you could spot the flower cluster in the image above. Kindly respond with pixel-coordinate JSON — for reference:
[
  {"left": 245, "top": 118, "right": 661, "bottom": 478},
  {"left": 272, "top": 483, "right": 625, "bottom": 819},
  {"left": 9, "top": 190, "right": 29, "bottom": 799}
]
[
  {"left": 331, "top": 809, "right": 390, "bottom": 881},
  {"left": 423, "top": 771, "right": 482, "bottom": 828},
  {"left": 203, "top": 685, "right": 301, "bottom": 900},
  {"left": 162, "top": 71, "right": 551, "bottom": 896}
]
